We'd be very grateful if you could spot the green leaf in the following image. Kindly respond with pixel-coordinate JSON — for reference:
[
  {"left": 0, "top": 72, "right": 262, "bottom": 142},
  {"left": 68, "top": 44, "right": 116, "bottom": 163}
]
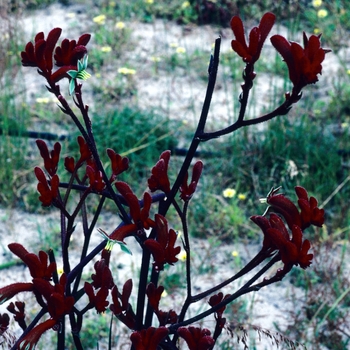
[{"left": 117, "top": 241, "right": 132, "bottom": 255}]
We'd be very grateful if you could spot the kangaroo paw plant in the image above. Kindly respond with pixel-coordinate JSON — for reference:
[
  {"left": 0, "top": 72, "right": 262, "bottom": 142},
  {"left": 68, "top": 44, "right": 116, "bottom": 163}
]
[{"left": 0, "top": 12, "right": 329, "bottom": 350}]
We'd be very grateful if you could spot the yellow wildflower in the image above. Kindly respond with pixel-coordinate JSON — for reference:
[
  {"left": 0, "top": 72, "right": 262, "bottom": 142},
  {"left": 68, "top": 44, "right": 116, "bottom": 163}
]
[
  {"left": 178, "top": 251, "right": 187, "bottom": 261},
  {"left": 223, "top": 188, "right": 236, "bottom": 198},
  {"left": 36, "top": 97, "right": 50, "bottom": 104},
  {"left": 93, "top": 14, "right": 106, "bottom": 25},
  {"left": 317, "top": 9, "right": 328, "bottom": 18},
  {"left": 66, "top": 13, "right": 76, "bottom": 18},
  {"left": 238, "top": 193, "right": 246, "bottom": 201},
  {"left": 57, "top": 266, "right": 64, "bottom": 275},
  {"left": 169, "top": 42, "right": 178, "bottom": 48},
  {"left": 313, "top": 28, "right": 320, "bottom": 34},
  {"left": 161, "top": 289, "right": 168, "bottom": 297},
  {"left": 150, "top": 56, "right": 161, "bottom": 62},
  {"left": 145, "top": 0, "right": 154, "bottom": 3},
  {"left": 347, "top": 69, "right": 350, "bottom": 75},
  {"left": 231, "top": 251, "right": 239, "bottom": 257},
  {"left": 118, "top": 67, "right": 136, "bottom": 75},
  {"left": 312, "top": 0, "right": 322, "bottom": 7},
  {"left": 101, "top": 46, "right": 112, "bottom": 52},
  {"left": 116, "top": 21, "right": 125, "bottom": 29},
  {"left": 176, "top": 47, "right": 186, "bottom": 54},
  {"left": 181, "top": 1, "right": 190, "bottom": 9}
]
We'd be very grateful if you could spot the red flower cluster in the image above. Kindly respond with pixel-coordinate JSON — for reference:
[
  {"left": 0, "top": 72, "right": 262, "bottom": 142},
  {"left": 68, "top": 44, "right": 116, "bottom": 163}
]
[
  {"left": 21, "top": 28, "right": 90, "bottom": 85},
  {"left": 144, "top": 214, "right": 181, "bottom": 272},
  {"left": 178, "top": 326, "right": 215, "bottom": 350},
  {"left": 109, "top": 182, "right": 156, "bottom": 242},
  {"left": 130, "top": 326, "right": 169, "bottom": 350},
  {"left": 230, "top": 13, "right": 329, "bottom": 97},
  {"left": 0, "top": 244, "right": 74, "bottom": 349},
  {"left": 84, "top": 259, "right": 114, "bottom": 314},
  {"left": 251, "top": 186, "right": 324, "bottom": 274},
  {"left": 271, "top": 32, "right": 330, "bottom": 92},
  {"left": 146, "top": 283, "right": 177, "bottom": 326}
]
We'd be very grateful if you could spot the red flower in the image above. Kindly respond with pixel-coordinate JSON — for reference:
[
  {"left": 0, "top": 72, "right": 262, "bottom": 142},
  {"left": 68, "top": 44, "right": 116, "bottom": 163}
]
[
  {"left": 84, "top": 282, "right": 109, "bottom": 313},
  {"left": 64, "top": 136, "right": 93, "bottom": 173},
  {"left": 251, "top": 212, "right": 313, "bottom": 272},
  {"left": 110, "top": 280, "right": 135, "bottom": 329},
  {"left": 33, "top": 274, "right": 74, "bottom": 320},
  {"left": 18, "top": 318, "right": 57, "bottom": 350},
  {"left": 148, "top": 150, "right": 171, "bottom": 193},
  {"left": 267, "top": 225, "right": 313, "bottom": 271},
  {"left": 107, "top": 148, "right": 129, "bottom": 180},
  {"left": 180, "top": 161, "right": 203, "bottom": 201},
  {"left": 109, "top": 182, "right": 156, "bottom": 241},
  {"left": 295, "top": 186, "right": 325, "bottom": 229},
  {"left": 21, "top": 28, "right": 62, "bottom": 73},
  {"left": 177, "top": 326, "right": 215, "bottom": 350},
  {"left": 208, "top": 292, "right": 230, "bottom": 321},
  {"left": 90, "top": 259, "right": 114, "bottom": 289},
  {"left": 0, "top": 283, "right": 34, "bottom": 305},
  {"left": 7, "top": 301, "right": 26, "bottom": 330},
  {"left": 34, "top": 167, "right": 60, "bottom": 207},
  {"left": 86, "top": 165, "right": 105, "bottom": 193},
  {"left": 110, "top": 279, "right": 133, "bottom": 315},
  {"left": 36, "top": 140, "right": 61, "bottom": 176},
  {"left": 230, "top": 12, "right": 275, "bottom": 64},
  {"left": 21, "top": 28, "right": 91, "bottom": 85},
  {"left": 144, "top": 214, "right": 181, "bottom": 272},
  {"left": 270, "top": 32, "right": 330, "bottom": 91},
  {"left": 0, "top": 313, "right": 9, "bottom": 334},
  {"left": 266, "top": 186, "right": 324, "bottom": 231},
  {"left": 8, "top": 243, "right": 56, "bottom": 280},
  {"left": 130, "top": 326, "right": 169, "bottom": 350}
]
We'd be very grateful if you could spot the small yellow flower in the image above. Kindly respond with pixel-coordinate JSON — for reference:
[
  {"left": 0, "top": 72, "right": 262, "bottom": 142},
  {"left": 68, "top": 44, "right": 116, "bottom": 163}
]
[
  {"left": 150, "top": 56, "right": 161, "bottom": 62},
  {"left": 118, "top": 67, "right": 136, "bottom": 75},
  {"left": 66, "top": 12, "right": 76, "bottom": 18},
  {"left": 223, "top": 188, "right": 236, "bottom": 198},
  {"left": 341, "top": 122, "right": 349, "bottom": 129},
  {"left": 347, "top": 69, "right": 350, "bottom": 75},
  {"left": 317, "top": 9, "right": 328, "bottom": 18},
  {"left": 176, "top": 47, "right": 186, "bottom": 54},
  {"left": 93, "top": 14, "right": 106, "bottom": 25},
  {"left": 238, "top": 193, "right": 246, "bottom": 201},
  {"left": 169, "top": 42, "right": 178, "bottom": 48},
  {"left": 178, "top": 251, "right": 187, "bottom": 261},
  {"left": 36, "top": 97, "right": 50, "bottom": 104},
  {"left": 115, "top": 21, "right": 125, "bottom": 29},
  {"left": 312, "top": 0, "right": 322, "bottom": 7},
  {"left": 145, "top": 0, "right": 154, "bottom": 3},
  {"left": 181, "top": 1, "right": 190, "bottom": 9},
  {"left": 231, "top": 251, "right": 239, "bottom": 257},
  {"left": 161, "top": 289, "right": 168, "bottom": 297},
  {"left": 101, "top": 46, "right": 112, "bottom": 52},
  {"left": 313, "top": 28, "right": 320, "bottom": 34},
  {"left": 57, "top": 266, "right": 64, "bottom": 275}
]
